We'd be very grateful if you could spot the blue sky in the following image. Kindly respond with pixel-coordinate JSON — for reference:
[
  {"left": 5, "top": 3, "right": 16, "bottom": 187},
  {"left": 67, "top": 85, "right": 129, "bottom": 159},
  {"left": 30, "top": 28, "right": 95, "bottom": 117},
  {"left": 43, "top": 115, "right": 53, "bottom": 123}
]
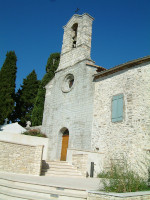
[{"left": 0, "top": 0, "right": 150, "bottom": 90}]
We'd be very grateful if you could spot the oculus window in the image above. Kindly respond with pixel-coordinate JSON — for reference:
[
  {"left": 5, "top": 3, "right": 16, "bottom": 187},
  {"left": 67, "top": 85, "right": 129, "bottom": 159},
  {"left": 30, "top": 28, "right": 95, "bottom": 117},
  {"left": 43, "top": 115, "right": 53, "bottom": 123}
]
[{"left": 62, "top": 74, "right": 74, "bottom": 93}]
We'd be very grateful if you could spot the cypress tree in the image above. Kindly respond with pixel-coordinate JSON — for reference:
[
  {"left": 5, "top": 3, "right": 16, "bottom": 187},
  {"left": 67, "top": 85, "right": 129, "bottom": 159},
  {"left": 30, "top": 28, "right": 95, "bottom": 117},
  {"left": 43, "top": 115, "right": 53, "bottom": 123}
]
[
  {"left": 0, "top": 51, "right": 17, "bottom": 124},
  {"left": 11, "top": 70, "right": 40, "bottom": 126},
  {"left": 31, "top": 53, "right": 60, "bottom": 126},
  {"left": 10, "top": 88, "right": 22, "bottom": 123}
]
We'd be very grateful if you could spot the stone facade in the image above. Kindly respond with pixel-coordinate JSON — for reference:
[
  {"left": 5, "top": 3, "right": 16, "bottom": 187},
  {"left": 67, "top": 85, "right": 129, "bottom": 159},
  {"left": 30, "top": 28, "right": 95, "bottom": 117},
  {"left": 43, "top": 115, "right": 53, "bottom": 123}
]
[
  {"left": 42, "top": 60, "right": 96, "bottom": 161},
  {"left": 42, "top": 13, "right": 97, "bottom": 161},
  {"left": 0, "top": 141, "right": 43, "bottom": 175},
  {"left": 87, "top": 191, "right": 150, "bottom": 200},
  {"left": 42, "top": 13, "right": 150, "bottom": 178},
  {"left": 92, "top": 62, "right": 150, "bottom": 177}
]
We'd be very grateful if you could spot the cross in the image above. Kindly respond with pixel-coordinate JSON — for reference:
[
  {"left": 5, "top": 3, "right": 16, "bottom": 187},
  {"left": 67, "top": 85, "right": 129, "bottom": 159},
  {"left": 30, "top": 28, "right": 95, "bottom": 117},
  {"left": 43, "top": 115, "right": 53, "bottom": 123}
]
[
  {"left": 75, "top": 8, "right": 80, "bottom": 14},
  {"left": 4, "top": 118, "right": 8, "bottom": 125}
]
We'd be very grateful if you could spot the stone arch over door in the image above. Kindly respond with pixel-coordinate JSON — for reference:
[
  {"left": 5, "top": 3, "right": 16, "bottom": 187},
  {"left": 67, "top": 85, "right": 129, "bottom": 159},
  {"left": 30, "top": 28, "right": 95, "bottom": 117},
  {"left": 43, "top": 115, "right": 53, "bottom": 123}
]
[{"left": 57, "top": 127, "right": 69, "bottom": 161}]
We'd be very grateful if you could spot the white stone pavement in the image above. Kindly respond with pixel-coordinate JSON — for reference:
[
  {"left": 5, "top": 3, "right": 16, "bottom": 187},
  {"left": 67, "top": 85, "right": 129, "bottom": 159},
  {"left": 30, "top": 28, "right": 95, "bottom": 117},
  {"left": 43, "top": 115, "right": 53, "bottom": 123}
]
[{"left": 0, "top": 171, "right": 102, "bottom": 191}]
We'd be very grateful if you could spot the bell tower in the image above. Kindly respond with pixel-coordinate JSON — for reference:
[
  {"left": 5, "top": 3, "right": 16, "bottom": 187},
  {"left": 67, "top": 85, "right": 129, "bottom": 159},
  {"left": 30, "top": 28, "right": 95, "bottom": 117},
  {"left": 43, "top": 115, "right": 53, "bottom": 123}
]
[
  {"left": 42, "top": 13, "right": 97, "bottom": 161},
  {"left": 58, "top": 13, "right": 94, "bottom": 71}
]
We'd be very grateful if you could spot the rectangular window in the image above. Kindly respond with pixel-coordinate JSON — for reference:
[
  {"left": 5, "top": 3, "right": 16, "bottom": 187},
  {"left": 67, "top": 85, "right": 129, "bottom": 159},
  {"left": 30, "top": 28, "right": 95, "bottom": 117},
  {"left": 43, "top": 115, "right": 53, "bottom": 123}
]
[{"left": 112, "top": 94, "right": 124, "bottom": 122}]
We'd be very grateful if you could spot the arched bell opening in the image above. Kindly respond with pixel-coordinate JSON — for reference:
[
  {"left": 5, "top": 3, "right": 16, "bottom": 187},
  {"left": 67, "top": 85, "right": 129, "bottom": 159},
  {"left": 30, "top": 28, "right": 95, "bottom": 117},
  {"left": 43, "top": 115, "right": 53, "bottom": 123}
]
[{"left": 71, "top": 23, "right": 78, "bottom": 48}]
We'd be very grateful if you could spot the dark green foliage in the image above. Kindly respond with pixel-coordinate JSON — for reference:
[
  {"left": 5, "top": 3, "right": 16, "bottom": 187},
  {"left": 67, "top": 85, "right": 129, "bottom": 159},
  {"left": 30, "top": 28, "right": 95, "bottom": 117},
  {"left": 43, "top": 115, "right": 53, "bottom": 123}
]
[
  {"left": 31, "top": 53, "right": 60, "bottom": 126},
  {"left": 11, "top": 70, "right": 39, "bottom": 126},
  {"left": 10, "top": 88, "right": 22, "bottom": 122},
  {"left": 22, "top": 129, "right": 47, "bottom": 138},
  {"left": 98, "top": 161, "right": 149, "bottom": 193},
  {"left": 46, "top": 53, "right": 60, "bottom": 73},
  {"left": 0, "top": 51, "right": 17, "bottom": 124},
  {"left": 31, "top": 74, "right": 50, "bottom": 126}
]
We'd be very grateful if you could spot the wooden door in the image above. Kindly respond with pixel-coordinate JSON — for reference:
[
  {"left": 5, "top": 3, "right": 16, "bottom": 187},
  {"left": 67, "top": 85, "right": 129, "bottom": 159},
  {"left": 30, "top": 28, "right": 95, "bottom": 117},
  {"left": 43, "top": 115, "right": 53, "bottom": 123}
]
[{"left": 60, "top": 135, "right": 69, "bottom": 161}]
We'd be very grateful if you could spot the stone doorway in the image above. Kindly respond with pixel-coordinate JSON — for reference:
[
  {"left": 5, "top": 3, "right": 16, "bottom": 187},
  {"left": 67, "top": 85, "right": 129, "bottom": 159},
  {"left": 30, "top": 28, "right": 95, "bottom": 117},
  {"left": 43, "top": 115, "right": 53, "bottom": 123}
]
[{"left": 60, "top": 128, "right": 69, "bottom": 161}]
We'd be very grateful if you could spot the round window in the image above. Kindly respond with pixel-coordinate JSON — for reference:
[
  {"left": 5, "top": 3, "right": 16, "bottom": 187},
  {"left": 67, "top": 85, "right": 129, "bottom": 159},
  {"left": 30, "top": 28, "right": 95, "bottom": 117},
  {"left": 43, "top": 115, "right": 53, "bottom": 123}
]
[{"left": 62, "top": 74, "right": 74, "bottom": 93}]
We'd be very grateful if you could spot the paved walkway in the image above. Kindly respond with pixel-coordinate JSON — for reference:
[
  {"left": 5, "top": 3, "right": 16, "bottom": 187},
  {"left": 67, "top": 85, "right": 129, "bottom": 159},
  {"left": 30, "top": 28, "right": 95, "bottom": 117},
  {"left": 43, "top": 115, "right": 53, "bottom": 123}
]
[{"left": 0, "top": 172, "right": 102, "bottom": 191}]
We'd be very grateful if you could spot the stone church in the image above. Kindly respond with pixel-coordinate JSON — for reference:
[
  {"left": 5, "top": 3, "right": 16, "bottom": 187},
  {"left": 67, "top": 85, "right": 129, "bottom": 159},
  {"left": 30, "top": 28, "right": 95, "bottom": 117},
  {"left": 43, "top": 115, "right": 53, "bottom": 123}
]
[{"left": 41, "top": 13, "right": 150, "bottom": 177}]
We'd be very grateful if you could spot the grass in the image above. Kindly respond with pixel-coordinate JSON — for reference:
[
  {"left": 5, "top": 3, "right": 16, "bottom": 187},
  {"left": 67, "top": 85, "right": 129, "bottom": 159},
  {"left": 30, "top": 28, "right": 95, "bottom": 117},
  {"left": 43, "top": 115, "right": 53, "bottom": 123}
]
[{"left": 22, "top": 129, "right": 47, "bottom": 138}]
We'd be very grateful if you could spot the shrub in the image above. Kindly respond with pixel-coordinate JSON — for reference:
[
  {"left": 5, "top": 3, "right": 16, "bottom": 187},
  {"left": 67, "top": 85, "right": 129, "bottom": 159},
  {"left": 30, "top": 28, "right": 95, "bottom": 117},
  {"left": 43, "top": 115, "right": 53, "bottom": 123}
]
[
  {"left": 98, "top": 161, "right": 150, "bottom": 193},
  {"left": 22, "top": 129, "right": 47, "bottom": 138}
]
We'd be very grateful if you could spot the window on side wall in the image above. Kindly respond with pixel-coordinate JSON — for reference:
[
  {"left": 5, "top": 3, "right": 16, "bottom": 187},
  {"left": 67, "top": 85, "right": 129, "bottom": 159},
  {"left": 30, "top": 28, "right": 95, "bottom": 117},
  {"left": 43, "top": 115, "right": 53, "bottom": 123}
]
[{"left": 112, "top": 94, "right": 124, "bottom": 122}]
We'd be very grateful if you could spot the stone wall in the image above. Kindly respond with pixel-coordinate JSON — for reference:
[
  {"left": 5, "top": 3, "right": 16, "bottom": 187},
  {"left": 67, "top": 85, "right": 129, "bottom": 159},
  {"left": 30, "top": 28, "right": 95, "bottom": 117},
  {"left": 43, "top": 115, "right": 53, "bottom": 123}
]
[
  {"left": 0, "top": 132, "right": 49, "bottom": 160},
  {"left": 67, "top": 148, "right": 105, "bottom": 177},
  {"left": 0, "top": 141, "right": 43, "bottom": 175},
  {"left": 72, "top": 154, "right": 88, "bottom": 177},
  {"left": 88, "top": 191, "right": 150, "bottom": 200},
  {"left": 92, "top": 61, "right": 150, "bottom": 177}
]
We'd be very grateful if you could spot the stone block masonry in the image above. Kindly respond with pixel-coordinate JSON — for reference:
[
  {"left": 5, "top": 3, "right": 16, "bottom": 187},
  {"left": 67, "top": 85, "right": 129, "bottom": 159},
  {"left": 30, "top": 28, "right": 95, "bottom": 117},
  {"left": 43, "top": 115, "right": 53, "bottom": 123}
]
[
  {"left": 92, "top": 62, "right": 150, "bottom": 177},
  {"left": 87, "top": 191, "right": 150, "bottom": 200},
  {"left": 42, "top": 60, "right": 97, "bottom": 161},
  {"left": 58, "top": 13, "right": 94, "bottom": 71},
  {"left": 72, "top": 154, "right": 88, "bottom": 177},
  {"left": 0, "top": 141, "right": 43, "bottom": 175},
  {"left": 67, "top": 148, "right": 105, "bottom": 177},
  {"left": 0, "top": 132, "right": 49, "bottom": 160},
  {"left": 41, "top": 13, "right": 96, "bottom": 161}
]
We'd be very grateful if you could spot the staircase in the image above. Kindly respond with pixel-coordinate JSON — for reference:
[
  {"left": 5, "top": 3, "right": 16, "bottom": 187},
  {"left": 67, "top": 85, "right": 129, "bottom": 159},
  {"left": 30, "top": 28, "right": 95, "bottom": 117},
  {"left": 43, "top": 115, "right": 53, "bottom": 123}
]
[
  {"left": 0, "top": 169, "right": 101, "bottom": 200},
  {"left": 0, "top": 174, "right": 87, "bottom": 200},
  {"left": 41, "top": 160, "right": 84, "bottom": 178}
]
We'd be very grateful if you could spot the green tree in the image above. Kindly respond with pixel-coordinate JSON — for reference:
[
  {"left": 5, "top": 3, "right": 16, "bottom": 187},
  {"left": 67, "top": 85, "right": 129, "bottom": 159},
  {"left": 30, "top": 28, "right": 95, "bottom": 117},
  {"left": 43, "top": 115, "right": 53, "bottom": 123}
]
[
  {"left": 0, "top": 51, "right": 17, "bottom": 124},
  {"left": 46, "top": 52, "right": 60, "bottom": 73},
  {"left": 11, "top": 70, "right": 40, "bottom": 126},
  {"left": 10, "top": 88, "right": 22, "bottom": 123},
  {"left": 31, "top": 53, "right": 60, "bottom": 126}
]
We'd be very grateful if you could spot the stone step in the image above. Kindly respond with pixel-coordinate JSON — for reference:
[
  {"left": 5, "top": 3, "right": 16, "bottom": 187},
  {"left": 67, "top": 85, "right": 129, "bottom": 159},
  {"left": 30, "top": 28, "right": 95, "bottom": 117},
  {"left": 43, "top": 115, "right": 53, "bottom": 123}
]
[
  {"left": 47, "top": 160, "right": 68, "bottom": 163},
  {"left": 42, "top": 166, "right": 80, "bottom": 172},
  {"left": 0, "top": 177, "right": 87, "bottom": 200},
  {"left": 42, "top": 160, "right": 84, "bottom": 178},
  {"left": 0, "top": 188, "right": 86, "bottom": 200},
  {"left": 0, "top": 178, "right": 86, "bottom": 195},
  {"left": 46, "top": 161, "right": 75, "bottom": 167},
  {"left": 43, "top": 172, "right": 83, "bottom": 177},
  {"left": 41, "top": 173, "right": 83, "bottom": 178},
  {"left": 42, "top": 161, "right": 78, "bottom": 169},
  {"left": 42, "top": 170, "right": 83, "bottom": 177},
  {"left": 42, "top": 170, "right": 82, "bottom": 176},
  {"left": 0, "top": 192, "right": 29, "bottom": 200},
  {"left": 43, "top": 163, "right": 77, "bottom": 170}
]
